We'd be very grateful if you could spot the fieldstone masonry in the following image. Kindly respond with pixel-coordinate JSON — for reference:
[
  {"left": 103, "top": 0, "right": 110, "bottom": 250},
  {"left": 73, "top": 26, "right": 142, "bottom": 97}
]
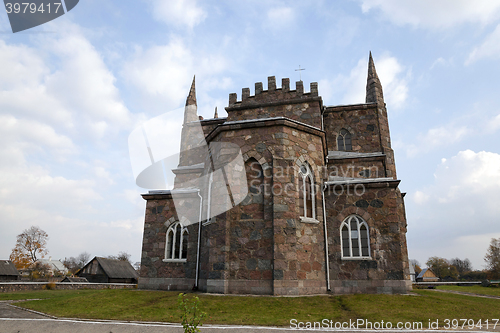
[{"left": 139, "top": 53, "right": 412, "bottom": 295}]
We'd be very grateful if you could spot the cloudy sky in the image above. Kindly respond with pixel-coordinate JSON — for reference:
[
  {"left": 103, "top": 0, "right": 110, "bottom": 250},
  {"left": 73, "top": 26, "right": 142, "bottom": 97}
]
[{"left": 1, "top": 0, "right": 499, "bottom": 270}]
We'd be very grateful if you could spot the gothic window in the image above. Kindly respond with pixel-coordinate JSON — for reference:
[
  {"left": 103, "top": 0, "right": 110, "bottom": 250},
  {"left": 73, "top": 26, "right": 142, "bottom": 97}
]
[
  {"left": 164, "top": 222, "right": 188, "bottom": 261},
  {"left": 341, "top": 215, "right": 370, "bottom": 259},
  {"left": 299, "top": 164, "right": 316, "bottom": 220},
  {"left": 337, "top": 129, "right": 352, "bottom": 151}
]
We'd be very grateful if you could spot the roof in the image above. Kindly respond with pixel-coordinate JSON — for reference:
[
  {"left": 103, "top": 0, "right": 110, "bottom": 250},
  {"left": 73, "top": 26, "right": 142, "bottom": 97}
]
[
  {"left": 93, "top": 257, "right": 138, "bottom": 279},
  {"left": 416, "top": 268, "right": 437, "bottom": 279},
  {"left": 38, "top": 258, "right": 68, "bottom": 273},
  {"left": 0, "top": 260, "right": 19, "bottom": 276}
]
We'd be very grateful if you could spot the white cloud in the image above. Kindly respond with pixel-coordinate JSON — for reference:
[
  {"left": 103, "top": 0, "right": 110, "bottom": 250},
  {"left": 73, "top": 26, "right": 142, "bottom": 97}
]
[
  {"left": 466, "top": 24, "right": 500, "bottom": 64},
  {"left": 413, "top": 191, "right": 429, "bottom": 205},
  {"left": 320, "top": 54, "right": 409, "bottom": 109},
  {"left": 266, "top": 7, "right": 296, "bottom": 31},
  {"left": 148, "top": 0, "right": 207, "bottom": 29},
  {"left": 122, "top": 38, "right": 230, "bottom": 114},
  {"left": 0, "top": 22, "right": 142, "bottom": 263},
  {"left": 408, "top": 150, "right": 500, "bottom": 269},
  {"left": 358, "top": 0, "right": 500, "bottom": 29},
  {"left": 123, "top": 39, "right": 195, "bottom": 107},
  {"left": 405, "top": 124, "right": 470, "bottom": 157},
  {"left": 43, "top": 28, "right": 133, "bottom": 138}
]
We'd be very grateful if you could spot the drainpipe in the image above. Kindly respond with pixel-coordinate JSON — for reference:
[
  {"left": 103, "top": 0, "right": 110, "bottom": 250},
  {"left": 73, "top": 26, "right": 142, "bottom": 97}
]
[
  {"left": 195, "top": 191, "right": 203, "bottom": 289},
  {"left": 322, "top": 184, "right": 331, "bottom": 291}
]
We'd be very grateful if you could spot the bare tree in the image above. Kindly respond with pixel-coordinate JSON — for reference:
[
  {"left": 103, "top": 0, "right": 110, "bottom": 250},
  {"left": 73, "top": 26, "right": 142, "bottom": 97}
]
[
  {"left": 9, "top": 226, "right": 49, "bottom": 270},
  {"left": 63, "top": 252, "right": 92, "bottom": 274},
  {"left": 484, "top": 238, "right": 500, "bottom": 278},
  {"left": 108, "top": 252, "right": 133, "bottom": 265},
  {"left": 450, "top": 258, "right": 472, "bottom": 275}
]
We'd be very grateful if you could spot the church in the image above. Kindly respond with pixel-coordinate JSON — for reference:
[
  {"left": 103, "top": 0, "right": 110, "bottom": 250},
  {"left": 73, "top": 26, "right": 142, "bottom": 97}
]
[{"left": 138, "top": 53, "right": 412, "bottom": 295}]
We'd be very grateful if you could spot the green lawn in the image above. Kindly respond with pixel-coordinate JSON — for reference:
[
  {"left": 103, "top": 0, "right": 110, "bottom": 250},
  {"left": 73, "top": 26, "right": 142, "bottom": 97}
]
[
  {"left": 437, "top": 285, "right": 500, "bottom": 297},
  {"left": 0, "top": 289, "right": 499, "bottom": 327}
]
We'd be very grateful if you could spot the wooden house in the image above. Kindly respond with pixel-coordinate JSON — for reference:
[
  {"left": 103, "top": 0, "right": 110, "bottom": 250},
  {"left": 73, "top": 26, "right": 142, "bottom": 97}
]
[
  {"left": 76, "top": 257, "right": 138, "bottom": 284},
  {"left": 416, "top": 268, "right": 439, "bottom": 282},
  {"left": 0, "top": 260, "right": 20, "bottom": 281}
]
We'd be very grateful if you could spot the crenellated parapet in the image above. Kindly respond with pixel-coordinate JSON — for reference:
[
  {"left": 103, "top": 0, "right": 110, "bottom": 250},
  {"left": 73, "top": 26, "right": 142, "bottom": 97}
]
[
  {"left": 228, "top": 76, "right": 318, "bottom": 108},
  {"left": 225, "top": 76, "right": 322, "bottom": 129}
]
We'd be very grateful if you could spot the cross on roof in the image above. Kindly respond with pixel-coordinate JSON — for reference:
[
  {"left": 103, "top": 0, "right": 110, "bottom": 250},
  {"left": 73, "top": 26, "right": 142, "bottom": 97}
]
[{"left": 295, "top": 65, "right": 305, "bottom": 81}]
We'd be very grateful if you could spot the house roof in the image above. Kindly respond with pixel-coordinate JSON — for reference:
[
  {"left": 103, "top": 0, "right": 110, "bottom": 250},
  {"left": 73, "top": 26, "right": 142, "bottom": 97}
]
[
  {"left": 416, "top": 268, "right": 437, "bottom": 279},
  {"left": 0, "top": 260, "right": 19, "bottom": 276},
  {"left": 38, "top": 258, "right": 68, "bottom": 273},
  {"left": 93, "top": 257, "right": 138, "bottom": 279}
]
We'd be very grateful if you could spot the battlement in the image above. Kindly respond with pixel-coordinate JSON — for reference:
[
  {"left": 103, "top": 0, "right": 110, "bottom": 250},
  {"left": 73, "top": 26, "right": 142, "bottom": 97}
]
[{"left": 227, "top": 76, "right": 319, "bottom": 108}]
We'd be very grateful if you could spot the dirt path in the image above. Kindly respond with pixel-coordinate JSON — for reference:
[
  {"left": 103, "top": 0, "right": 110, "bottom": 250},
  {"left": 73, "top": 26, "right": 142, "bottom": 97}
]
[{"left": 431, "top": 289, "right": 500, "bottom": 299}]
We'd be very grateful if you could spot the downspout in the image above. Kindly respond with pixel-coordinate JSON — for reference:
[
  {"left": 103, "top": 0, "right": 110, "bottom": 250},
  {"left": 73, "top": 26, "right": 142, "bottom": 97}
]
[
  {"left": 322, "top": 184, "right": 331, "bottom": 291},
  {"left": 195, "top": 191, "right": 203, "bottom": 289}
]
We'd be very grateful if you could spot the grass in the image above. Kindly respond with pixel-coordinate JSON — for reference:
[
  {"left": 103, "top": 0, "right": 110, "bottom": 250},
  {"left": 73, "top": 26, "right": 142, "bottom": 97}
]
[
  {"left": 0, "top": 289, "right": 499, "bottom": 327},
  {"left": 437, "top": 285, "right": 500, "bottom": 297}
]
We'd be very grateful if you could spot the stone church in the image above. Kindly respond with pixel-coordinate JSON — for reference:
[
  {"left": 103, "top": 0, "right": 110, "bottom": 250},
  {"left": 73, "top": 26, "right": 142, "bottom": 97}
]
[{"left": 138, "top": 53, "right": 412, "bottom": 295}]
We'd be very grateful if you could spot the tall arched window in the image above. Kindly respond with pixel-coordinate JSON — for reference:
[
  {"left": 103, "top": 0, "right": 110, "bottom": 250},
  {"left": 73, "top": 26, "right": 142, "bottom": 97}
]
[
  {"left": 299, "top": 164, "right": 316, "bottom": 221},
  {"left": 164, "top": 222, "right": 188, "bottom": 262},
  {"left": 341, "top": 215, "right": 370, "bottom": 258},
  {"left": 337, "top": 129, "right": 352, "bottom": 151}
]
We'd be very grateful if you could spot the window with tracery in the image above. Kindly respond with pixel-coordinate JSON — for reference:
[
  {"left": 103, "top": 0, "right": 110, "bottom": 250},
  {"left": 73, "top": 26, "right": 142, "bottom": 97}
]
[
  {"left": 164, "top": 222, "right": 188, "bottom": 261},
  {"left": 341, "top": 215, "right": 370, "bottom": 258},
  {"left": 337, "top": 129, "right": 352, "bottom": 151},
  {"left": 299, "top": 164, "right": 315, "bottom": 220}
]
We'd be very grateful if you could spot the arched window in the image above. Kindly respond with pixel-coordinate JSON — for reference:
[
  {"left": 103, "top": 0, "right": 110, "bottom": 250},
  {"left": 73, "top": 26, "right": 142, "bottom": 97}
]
[
  {"left": 299, "top": 164, "right": 316, "bottom": 221},
  {"left": 164, "top": 222, "right": 188, "bottom": 262},
  {"left": 337, "top": 129, "right": 352, "bottom": 151},
  {"left": 341, "top": 215, "right": 370, "bottom": 258}
]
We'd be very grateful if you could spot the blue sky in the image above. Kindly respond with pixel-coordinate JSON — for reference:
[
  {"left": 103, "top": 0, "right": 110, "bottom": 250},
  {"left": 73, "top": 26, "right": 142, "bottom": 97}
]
[{"left": 1, "top": 0, "right": 500, "bottom": 270}]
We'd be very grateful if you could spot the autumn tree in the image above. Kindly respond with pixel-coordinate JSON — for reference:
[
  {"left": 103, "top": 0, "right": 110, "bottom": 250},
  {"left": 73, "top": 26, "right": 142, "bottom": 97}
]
[
  {"left": 426, "top": 256, "right": 458, "bottom": 281},
  {"left": 484, "top": 238, "right": 500, "bottom": 278},
  {"left": 9, "top": 226, "right": 49, "bottom": 270},
  {"left": 410, "top": 259, "right": 422, "bottom": 275}
]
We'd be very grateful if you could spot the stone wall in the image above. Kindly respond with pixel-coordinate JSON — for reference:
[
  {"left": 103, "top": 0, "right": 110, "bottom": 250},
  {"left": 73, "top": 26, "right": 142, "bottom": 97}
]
[
  {"left": 0, "top": 282, "right": 136, "bottom": 293},
  {"left": 139, "top": 193, "right": 200, "bottom": 291},
  {"left": 324, "top": 180, "right": 411, "bottom": 294},
  {"left": 323, "top": 104, "right": 382, "bottom": 154}
]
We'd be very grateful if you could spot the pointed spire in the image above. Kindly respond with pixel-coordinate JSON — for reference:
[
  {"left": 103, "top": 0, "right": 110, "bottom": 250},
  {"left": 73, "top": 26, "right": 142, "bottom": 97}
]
[
  {"left": 186, "top": 75, "right": 197, "bottom": 107},
  {"left": 183, "top": 75, "right": 198, "bottom": 124},
  {"left": 214, "top": 107, "right": 218, "bottom": 119},
  {"left": 366, "top": 52, "right": 385, "bottom": 105}
]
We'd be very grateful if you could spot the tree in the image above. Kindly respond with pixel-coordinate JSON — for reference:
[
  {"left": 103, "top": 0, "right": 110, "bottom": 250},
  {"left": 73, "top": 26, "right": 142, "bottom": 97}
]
[
  {"left": 450, "top": 258, "right": 472, "bottom": 276},
  {"left": 9, "top": 226, "right": 49, "bottom": 270},
  {"left": 426, "top": 256, "right": 458, "bottom": 281},
  {"left": 484, "top": 238, "right": 500, "bottom": 278},
  {"left": 63, "top": 252, "right": 92, "bottom": 274},
  {"left": 107, "top": 251, "right": 133, "bottom": 265},
  {"left": 410, "top": 259, "right": 422, "bottom": 275}
]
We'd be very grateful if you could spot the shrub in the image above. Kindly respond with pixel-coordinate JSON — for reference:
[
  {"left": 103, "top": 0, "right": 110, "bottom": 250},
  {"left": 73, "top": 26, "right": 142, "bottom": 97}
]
[{"left": 177, "top": 293, "right": 206, "bottom": 333}]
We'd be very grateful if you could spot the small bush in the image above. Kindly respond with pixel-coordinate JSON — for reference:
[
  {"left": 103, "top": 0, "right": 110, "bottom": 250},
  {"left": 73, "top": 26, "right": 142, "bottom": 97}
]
[
  {"left": 44, "top": 282, "right": 57, "bottom": 290},
  {"left": 178, "top": 293, "right": 206, "bottom": 333}
]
